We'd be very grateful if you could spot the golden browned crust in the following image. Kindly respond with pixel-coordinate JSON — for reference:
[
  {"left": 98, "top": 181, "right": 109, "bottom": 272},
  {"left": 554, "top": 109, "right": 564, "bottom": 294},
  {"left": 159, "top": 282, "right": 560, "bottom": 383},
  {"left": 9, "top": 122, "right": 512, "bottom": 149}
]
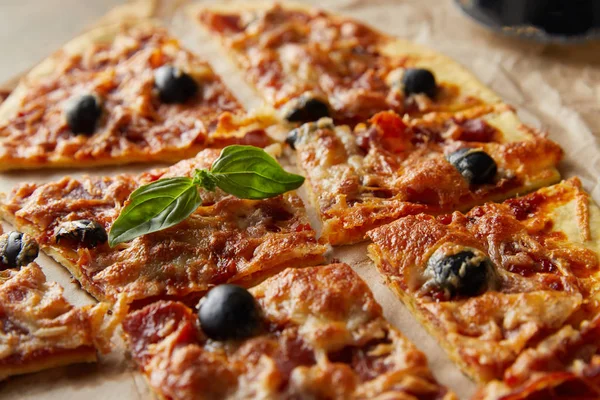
[
  {"left": 0, "top": 21, "right": 272, "bottom": 171},
  {"left": 123, "top": 263, "right": 456, "bottom": 400},
  {"left": 294, "top": 106, "right": 562, "bottom": 245},
  {"left": 367, "top": 178, "right": 600, "bottom": 383},
  {"left": 0, "top": 263, "right": 110, "bottom": 380},
  {"left": 0, "top": 149, "right": 326, "bottom": 306},
  {"left": 198, "top": 2, "right": 500, "bottom": 124},
  {"left": 0, "top": 90, "right": 10, "bottom": 106}
]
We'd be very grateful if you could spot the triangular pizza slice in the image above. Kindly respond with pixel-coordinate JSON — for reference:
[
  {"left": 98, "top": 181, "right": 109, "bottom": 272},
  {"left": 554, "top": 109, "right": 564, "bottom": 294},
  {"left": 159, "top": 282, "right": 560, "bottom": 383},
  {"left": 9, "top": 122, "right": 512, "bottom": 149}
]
[
  {"left": 0, "top": 231, "right": 112, "bottom": 380},
  {"left": 0, "top": 20, "right": 272, "bottom": 171},
  {"left": 199, "top": 2, "right": 500, "bottom": 124},
  {"left": 123, "top": 263, "right": 456, "bottom": 399},
  {"left": 368, "top": 178, "right": 600, "bottom": 385}
]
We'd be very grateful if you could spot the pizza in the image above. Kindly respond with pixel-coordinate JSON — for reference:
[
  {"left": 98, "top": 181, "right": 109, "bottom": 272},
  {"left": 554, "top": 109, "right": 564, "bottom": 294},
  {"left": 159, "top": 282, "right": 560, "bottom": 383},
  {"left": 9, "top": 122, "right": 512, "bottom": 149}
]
[
  {"left": 199, "top": 3, "right": 500, "bottom": 124},
  {"left": 0, "top": 0, "right": 594, "bottom": 397},
  {"left": 0, "top": 259, "right": 113, "bottom": 380},
  {"left": 474, "top": 315, "right": 600, "bottom": 399},
  {"left": 123, "top": 263, "right": 455, "bottom": 400},
  {"left": 0, "top": 20, "right": 273, "bottom": 171},
  {"left": 367, "top": 178, "right": 600, "bottom": 385},
  {"left": 290, "top": 104, "right": 562, "bottom": 245},
  {"left": 0, "top": 149, "right": 326, "bottom": 307}
]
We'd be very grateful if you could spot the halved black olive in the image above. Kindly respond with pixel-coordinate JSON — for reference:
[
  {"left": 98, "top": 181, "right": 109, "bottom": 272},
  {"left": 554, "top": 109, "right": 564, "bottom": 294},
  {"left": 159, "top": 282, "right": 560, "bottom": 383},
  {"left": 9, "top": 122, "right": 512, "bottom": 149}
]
[
  {"left": 55, "top": 220, "right": 107, "bottom": 248},
  {"left": 0, "top": 231, "right": 39, "bottom": 270},
  {"left": 198, "top": 284, "right": 261, "bottom": 340},
  {"left": 285, "top": 128, "right": 300, "bottom": 150},
  {"left": 154, "top": 65, "right": 199, "bottom": 104},
  {"left": 402, "top": 68, "right": 437, "bottom": 98},
  {"left": 284, "top": 119, "right": 334, "bottom": 150},
  {"left": 447, "top": 148, "right": 497, "bottom": 185},
  {"left": 65, "top": 94, "right": 103, "bottom": 135},
  {"left": 284, "top": 95, "right": 330, "bottom": 123},
  {"left": 427, "top": 249, "right": 492, "bottom": 298}
]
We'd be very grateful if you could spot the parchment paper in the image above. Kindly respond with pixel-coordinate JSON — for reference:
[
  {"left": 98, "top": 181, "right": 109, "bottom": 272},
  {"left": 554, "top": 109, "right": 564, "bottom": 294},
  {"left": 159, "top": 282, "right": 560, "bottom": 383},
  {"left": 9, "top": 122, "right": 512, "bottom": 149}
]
[{"left": 1, "top": 0, "right": 600, "bottom": 399}]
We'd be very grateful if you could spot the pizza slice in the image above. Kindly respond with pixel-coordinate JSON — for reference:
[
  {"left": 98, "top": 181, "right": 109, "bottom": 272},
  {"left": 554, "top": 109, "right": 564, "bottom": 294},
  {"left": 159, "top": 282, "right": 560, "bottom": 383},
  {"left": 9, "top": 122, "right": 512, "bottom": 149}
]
[
  {"left": 0, "top": 149, "right": 326, "bottom": 307},
  {"left": 291, "top": 104, "right": 562, "bottom": 245},
  {"left": 199, "top": 2, "right": 501, "bottom": 124},
  {"left": 474, "top": 315, "right": 600, "bottom": 399},
  {"left": 123, "top": 263, "right": 456, "bottom": 400},
  {"left": 0, "top": 260, "right": 112, "bottom": 380},
  {"left": 0, "top": 20, "right": 273, "bottom": 171},
  {"left": 367, "top": 178, "right": 600, "bottom": 383}
]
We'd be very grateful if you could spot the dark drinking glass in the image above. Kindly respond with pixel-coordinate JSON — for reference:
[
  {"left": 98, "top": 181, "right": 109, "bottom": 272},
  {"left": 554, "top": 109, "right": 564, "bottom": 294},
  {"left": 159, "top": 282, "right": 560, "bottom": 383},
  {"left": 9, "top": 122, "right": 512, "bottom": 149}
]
[{"left": 456, "top": 0, "right": 600, "bottom": 42}]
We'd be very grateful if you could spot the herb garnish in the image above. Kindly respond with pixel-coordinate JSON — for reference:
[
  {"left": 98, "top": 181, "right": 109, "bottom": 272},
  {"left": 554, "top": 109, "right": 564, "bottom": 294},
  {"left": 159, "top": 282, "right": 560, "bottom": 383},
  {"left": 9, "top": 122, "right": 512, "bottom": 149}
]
[{"left": 108, "top": 145, "right": 304, "bottom": 247}]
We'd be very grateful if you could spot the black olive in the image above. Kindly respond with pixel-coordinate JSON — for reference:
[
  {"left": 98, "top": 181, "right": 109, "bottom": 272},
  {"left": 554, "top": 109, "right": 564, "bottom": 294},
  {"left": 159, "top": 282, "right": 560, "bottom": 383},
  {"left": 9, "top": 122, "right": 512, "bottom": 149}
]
[
  {"left": 447, "top": 148, "right": 497, "bottom": 185},
  {"left": 154, "top": 65, "right": 199, "bottom": 104},
  {"left": 284, "top": 95, "right": 330, "bottom": 123},
  {"left": 55, "top": 220, "right": 107, "bottom": 248},
  {"left": 427, "top": 249, "right": 492, "bottom": 298},
  {"left": 284, "top": 119, "right": 334, "bottom": 150},
  {"left": 402, "top": 68, "right": 437, "bottom": 98},
  {"left": 285, "top": 128, "right": 300, "bottom": 150},
  {"left": 0, "top": 231, "right": 39, "bottom": 270},
  {"left": 198, "top": 284, "right": 261, "bottom": 340},
  {"left": 65, "top": 94, "right": 103, "bottom": 135}
]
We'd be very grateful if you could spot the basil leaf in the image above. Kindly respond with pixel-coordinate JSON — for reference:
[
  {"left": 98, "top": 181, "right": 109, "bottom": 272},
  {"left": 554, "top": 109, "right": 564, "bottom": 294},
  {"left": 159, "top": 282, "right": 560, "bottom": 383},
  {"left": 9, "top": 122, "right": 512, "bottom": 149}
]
[
  {"left": 208, "top": 145, "right": 305, "bottom": 199},
  {"left": 108, "top": 177, "right": 201, "bottom": 247}
]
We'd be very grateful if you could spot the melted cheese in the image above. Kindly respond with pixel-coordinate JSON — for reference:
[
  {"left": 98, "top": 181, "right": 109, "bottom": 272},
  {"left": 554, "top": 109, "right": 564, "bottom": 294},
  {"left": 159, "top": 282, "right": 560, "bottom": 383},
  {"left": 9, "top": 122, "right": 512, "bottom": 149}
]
[
  {"left": 0, "top": 22, "right": 272, "bottom": 170},
  {"left": 294, "top": 106, "right": 562, "bottom": 245},
  {"left": 200, "top": 3, "right": 499, "bottom": 123},
  {"left": 368, "top": 178, "right": 600, "bottom": 383},
  {"left": 0, "top": 263, "right": 111, "bottom": 380},
  {"left": 0, "top": 150, "right": 326, "bottom": 305},
  {"left": 123, "top": 264, "right": 455, "bottom": 400}
]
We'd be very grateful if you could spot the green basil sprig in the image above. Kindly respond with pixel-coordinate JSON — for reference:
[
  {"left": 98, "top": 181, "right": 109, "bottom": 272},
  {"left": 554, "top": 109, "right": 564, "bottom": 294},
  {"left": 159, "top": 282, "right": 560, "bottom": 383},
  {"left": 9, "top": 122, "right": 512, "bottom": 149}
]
[{"left": 108, "top": 145, "right": 304, "bottom": 247}]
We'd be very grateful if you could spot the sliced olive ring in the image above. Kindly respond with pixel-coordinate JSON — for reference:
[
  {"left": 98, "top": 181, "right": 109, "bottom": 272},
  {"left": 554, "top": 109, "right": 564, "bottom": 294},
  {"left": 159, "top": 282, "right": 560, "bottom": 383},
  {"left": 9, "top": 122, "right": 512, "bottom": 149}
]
[
  {"left": 425, "top": 246, "right": 493, "bottom": 300},
  {"left": 447, "top": 148, "right": 498, "bottom": 185},
  {"left": 65, "top": 94, "right": 103, "bottom": 135},
  {"left": 154, "top": 65, "right": 199, "bottom": 104},
  {"left": 0, "top": 231, "right": 39, "bottom": 270},
  {"left": 198, "top": 284, "right": 261, "bottom": 341},
  {"left": 55, "top": 219, "right": 108, "bottom": 248},
  {"left": 283, "top": 94, "right": 331, "bottom": 123}
]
